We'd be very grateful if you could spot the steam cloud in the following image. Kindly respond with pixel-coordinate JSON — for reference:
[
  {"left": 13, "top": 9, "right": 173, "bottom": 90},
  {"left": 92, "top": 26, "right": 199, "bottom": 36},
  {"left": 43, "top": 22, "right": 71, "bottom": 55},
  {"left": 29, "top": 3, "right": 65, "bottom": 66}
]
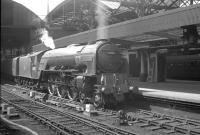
[
  {"left": 96, "top": 0, "right": 108, "bottom": 39},
  {"left": 40, "top": 28, "right": 55, "bottom": 49}
]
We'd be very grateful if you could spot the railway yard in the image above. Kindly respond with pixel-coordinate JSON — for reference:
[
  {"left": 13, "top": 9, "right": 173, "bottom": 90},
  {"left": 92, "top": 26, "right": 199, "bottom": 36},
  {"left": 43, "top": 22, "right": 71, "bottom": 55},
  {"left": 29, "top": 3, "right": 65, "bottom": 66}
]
[
  {"left": 1, "top": 0, "right": 200, "bottom": 135},
  {"left": 1, "top": 82, "right": 200, "bottom": 135}
]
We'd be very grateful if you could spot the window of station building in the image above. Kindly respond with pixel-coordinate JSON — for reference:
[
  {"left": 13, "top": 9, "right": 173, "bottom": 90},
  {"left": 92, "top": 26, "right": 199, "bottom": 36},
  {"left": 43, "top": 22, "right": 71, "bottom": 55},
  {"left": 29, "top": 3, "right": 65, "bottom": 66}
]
[{"left": 180, "top": 0, "right": 200, "bottom": 7}]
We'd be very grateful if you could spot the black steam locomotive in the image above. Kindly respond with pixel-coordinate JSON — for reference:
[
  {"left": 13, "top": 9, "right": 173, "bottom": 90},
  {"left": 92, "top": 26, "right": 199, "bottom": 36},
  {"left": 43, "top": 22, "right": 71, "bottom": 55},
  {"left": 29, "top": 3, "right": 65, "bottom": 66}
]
[{"left": 1, "top": 40, "right": 136, "bottom": 106}]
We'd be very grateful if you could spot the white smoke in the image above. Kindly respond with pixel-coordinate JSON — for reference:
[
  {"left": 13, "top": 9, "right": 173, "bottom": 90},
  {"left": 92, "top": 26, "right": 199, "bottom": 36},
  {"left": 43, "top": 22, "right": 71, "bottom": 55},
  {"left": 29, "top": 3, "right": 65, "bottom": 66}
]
[
  {"left": 96, "top": 0, "right": 108, "bottom": 39},
  {"left": 40, "top": 28, "right": 55, "bottom": 49}
]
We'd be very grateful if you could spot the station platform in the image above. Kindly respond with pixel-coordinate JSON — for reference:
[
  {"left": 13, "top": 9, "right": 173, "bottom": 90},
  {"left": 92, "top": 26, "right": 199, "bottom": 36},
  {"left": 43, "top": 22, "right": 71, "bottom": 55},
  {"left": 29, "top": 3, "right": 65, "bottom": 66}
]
[{"left": 130, "top": 78, "right": 200, "bottom": 104}]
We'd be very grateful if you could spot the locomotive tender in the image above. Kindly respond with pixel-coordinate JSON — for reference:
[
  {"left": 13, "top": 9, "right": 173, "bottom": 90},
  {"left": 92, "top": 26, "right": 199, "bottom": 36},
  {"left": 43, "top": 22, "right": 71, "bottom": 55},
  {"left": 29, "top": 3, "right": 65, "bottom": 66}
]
[{"left": 2, "top": 40, "right": 136, "bottom": 106}]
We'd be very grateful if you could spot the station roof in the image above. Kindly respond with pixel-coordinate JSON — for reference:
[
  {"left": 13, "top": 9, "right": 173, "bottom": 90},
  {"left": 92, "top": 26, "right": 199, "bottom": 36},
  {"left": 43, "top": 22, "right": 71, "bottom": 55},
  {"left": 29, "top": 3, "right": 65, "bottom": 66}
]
[
  {"left": 12, "top": 0, "right": 65, "bottom": 20},
  {"left": 33, "top": 4, "right": 200, "bottom": 52}
]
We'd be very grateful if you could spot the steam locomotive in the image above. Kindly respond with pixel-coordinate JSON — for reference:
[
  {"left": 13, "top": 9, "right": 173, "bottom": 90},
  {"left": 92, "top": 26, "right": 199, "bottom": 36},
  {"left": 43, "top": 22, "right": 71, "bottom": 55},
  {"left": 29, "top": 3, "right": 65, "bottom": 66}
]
[{"left": 1, "top": 40, "right": 136, "bottom": 107}]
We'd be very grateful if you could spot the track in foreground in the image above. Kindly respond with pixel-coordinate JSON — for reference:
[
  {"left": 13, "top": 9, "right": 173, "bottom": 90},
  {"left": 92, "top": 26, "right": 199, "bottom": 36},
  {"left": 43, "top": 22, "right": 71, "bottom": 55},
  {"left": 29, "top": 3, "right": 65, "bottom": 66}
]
[
  {"left": 2, "top": 84, "right": 200, "bottom": 135},
  {"left": 1, "top": 87, "right": 137, "bottom": 135}
]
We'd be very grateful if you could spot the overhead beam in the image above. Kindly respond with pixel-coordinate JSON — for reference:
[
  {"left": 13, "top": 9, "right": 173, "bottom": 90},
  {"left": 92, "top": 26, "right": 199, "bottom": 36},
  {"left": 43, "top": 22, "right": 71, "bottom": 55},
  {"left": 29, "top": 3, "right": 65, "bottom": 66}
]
[
  {"left": 33, "top": 4, "right": 200, "bottom": 52},
  {"left": 145, "top": 31, "right": 180, "bottom": 39}
]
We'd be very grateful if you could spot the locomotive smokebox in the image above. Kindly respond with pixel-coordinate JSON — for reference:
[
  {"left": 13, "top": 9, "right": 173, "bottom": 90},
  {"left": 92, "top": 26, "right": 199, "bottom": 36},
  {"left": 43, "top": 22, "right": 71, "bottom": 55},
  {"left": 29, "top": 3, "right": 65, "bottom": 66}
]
[{"left": 97, "top": 43, "right": 123, "bottom": 72}]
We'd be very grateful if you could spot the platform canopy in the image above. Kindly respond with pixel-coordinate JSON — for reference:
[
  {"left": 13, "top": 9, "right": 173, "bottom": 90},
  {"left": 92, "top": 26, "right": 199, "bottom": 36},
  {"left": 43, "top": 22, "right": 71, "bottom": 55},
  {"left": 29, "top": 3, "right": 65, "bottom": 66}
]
[{"left": 32, "top": 4, "right": 200, "bottom": 52}]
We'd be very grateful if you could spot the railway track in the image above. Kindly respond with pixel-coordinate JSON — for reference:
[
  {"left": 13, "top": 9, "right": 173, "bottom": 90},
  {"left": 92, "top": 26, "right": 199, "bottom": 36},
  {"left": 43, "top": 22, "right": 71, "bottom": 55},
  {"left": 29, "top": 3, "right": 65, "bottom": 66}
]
[
  {"left": 1, "top": 86, "right": 137, "bottom": 135},
  {"left": 1, "top": 114, "right": 57, "bottom": 135},
  {"left": 4, "top": 83, "right": 200, "bottom": 112},
  {"left": 2, "top": 84, "right": 200, "bottom": 135},
  {"left": 96, "top": 107, "right": 200, "bottom": 135},
  {"left": 0, "top": 120, "right": 19, "bottom": 135},
  {"left": 126, "top": 110, "right": 200, "bottom": 135},
  {"left": 2, "top": 84, "right": 81, "bottom": 106}
]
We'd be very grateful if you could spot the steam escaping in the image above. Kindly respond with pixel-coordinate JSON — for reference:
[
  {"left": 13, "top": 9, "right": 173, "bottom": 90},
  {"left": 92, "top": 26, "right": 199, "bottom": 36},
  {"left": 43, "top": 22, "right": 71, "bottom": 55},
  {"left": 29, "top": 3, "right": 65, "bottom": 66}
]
[
  {"left": 96, "top": 0, "right": 108, "bottom": 40},
  {"left": 40, "top": 28, "right": 55, "bottom": 49}
]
